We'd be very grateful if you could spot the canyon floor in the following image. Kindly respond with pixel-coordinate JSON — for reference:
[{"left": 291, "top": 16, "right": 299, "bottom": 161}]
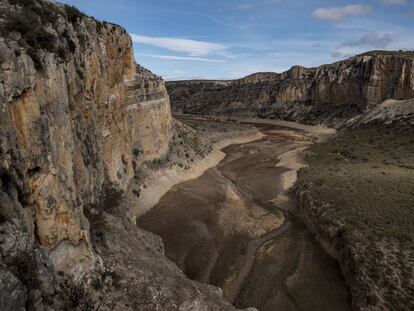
[{"left": 138, "top": 118, "right": 351, "bottom": 310}]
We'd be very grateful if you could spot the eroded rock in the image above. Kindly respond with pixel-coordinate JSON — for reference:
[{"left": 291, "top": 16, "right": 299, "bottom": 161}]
[
  {"left": 167, "top": 51, "right": 414, "bottom": 126},
  {"left": 0, "top": 0, "right": 239, "bottom": 309}
]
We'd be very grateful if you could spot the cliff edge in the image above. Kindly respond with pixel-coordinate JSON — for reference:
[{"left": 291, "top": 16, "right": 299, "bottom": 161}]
[
  {"left": 0, "top": 1, "right": 246, "bottom": 310},
  {"left": 167, "top": 51, "right": 414, "bottom": 126}
]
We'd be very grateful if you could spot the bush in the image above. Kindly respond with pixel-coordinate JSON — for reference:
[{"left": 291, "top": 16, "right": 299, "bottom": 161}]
[
  {"left": 4, "top": 9, "right": 58, "bottom": 53},
  {"left": 60, "top": 277, "right": 96, "bottom": 311},
  {"left": 26, "top": 47, "right": 42, "bottom": 70},
  {"left": 8, "top": 0, "right": 58, "bottom": 25},
  {"left": 64, "top": 5, "right": 83, "bottom": 24},
  {"left": 0, "top": 1, "right": 78, "bottom": 68},
  {"left": 8, "top": 0, "right": 35, "bottom": 7},
  {"left": 98, "top": 183, "right": 123, "bottom": 215},
  {"left": 57, "top": 46, "right": 68, "bottom": 60}
]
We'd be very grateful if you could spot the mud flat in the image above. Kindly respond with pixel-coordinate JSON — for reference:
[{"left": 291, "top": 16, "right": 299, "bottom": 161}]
[
  {"left": 137, "top": 119, "right": 351, "bottom": 310},
  {"left": 136, "top": 124, "right": 263, "bottom": 216}
]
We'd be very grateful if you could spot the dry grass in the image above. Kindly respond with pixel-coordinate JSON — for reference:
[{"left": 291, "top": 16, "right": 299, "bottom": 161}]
[
  {"left": 299, "top": 124, "right": 414, "bottom": 246},
  {"left": 297, "top": 123, "right": 414, "bottom": 308}
]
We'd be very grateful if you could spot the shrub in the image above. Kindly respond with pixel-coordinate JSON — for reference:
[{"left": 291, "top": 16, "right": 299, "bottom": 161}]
[
  {"left": 64, "top": 5, "right": 83, "bottom": 24},
  {"left": 98, "top": 183, "right": 123, "bottom": 215},
  {"left": 1, "top": 0, "right": 84, "bottom": 68},
  {"left": 8, "top": 0, "right": 35, "bottom": 7},
  {"left": 57, "top": 46, "right": 68, "bottom": 60},
  {"left": 60, "top": 277, "right": 96, "bottom": 311},
  {"left": 26, "top": 47, "right": 42, "bottom": 70},
  {"left": 8, "top": 0, "right": 58, "bottom": 25},
  {"left": 4, "top": 9, "right": 58, "bottom": 55}
]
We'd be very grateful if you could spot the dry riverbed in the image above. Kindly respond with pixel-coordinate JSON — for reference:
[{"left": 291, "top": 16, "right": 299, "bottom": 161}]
[{"left": 137, "top": 118, "right": 351, "bottom": 310}]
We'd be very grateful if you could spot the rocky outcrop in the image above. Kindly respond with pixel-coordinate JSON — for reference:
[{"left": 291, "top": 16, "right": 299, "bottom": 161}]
[
  {"left": 86, "top": 205, "right": 240, "bottom": 311},
  {"left": 0, "top": 0, "right": 168, "bottom": 273},
  {"left": 347, "top": 98, "right": 414, "bottom": 127},
  {"left": 125, "top": 65, "right": 172, "bottom": 161},
  {"left": 297, "top": 189, "right": 414, "bottom": 311},
  {"left": 0, "top": 1, "right": 239, "bottom": 310},
  {"left": 167, "top": 51, "right": 414, "bottom": 126}
]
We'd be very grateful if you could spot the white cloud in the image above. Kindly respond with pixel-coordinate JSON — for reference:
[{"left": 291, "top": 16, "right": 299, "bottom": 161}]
[
  {"left": 312, "top": 4, "right": 371, "bottom": 21},
  {"left": 331, "top": 16, "right": 413, "bottom": 56},
  {"left": 381, "top": 0, "right": 406, "bottom": 5},
  {"left": 130, "top": 34, "right": 228, "bottom": 56},
  {"left": 338, "top": 32, "right": 393, "bottom": 48},
  {"left": 139, "top": 54, "right": 225, "bottom": 63}
]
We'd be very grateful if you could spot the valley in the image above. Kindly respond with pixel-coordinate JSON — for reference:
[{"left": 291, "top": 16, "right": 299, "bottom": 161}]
[
  {"left": 138, "top": 118, "right": 351, "bottom": 310},
  {"left": 1, "top": 1, "right": 413, "bottom": 310}
]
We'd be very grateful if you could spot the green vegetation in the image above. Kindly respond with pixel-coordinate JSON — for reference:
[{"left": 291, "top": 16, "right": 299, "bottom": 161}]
[
  {"left": 299, "top": 124, "right": 414, "bottom": 246},
  {"left": 0, "top": 0, "right": 117, "bottom": 70},
  {"left": 0, "top": 0, "right": 90, "bottom": 69},
  {"left": 1, "top": 1, "right": 56, "bottom": 68},
  {"left": 64, "top": 5, "right": 83, "bottom": 24}
]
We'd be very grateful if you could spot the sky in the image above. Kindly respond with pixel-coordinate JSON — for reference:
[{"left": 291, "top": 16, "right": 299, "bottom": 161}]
[{"left": 59, "top": 0, "right": 414, "bottom": 80}]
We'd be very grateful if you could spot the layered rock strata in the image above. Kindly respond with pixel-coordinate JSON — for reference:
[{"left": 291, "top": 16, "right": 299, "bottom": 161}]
[
  {"left": 0, "top": 0, "right": 172, "bottom": 273},
  {"left": 0, "top": 1, "right": 241, "bottom": 310},
  {"left": 167, "top": 51, "right": 414, "bottom": 126}
]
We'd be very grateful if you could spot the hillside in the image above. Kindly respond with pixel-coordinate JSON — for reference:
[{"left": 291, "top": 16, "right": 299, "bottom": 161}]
[{"left": 167, "top": 51, "right": 414, "bottom": 126}]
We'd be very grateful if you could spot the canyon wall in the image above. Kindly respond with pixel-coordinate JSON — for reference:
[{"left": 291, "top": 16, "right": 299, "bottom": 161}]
[
  {"left": 0, "top": 0, "right": 172, "bottom": 275},
  {"left": 0, "top": 2, "right": 247, "bottom": 310},
  {"left": 0, "top": 2, "right": 238, "bottom": 310},
  {"left": 167, "top": 51, "right": 414, "bottom": 125}
]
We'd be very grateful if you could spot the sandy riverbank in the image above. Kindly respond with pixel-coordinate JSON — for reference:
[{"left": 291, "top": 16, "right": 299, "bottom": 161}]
[
  {"left": 175, "top": 114, "right": 336, "bottom": 139},
  {"left": 136, "top": 130, "right": 264, "bottom": 217}
]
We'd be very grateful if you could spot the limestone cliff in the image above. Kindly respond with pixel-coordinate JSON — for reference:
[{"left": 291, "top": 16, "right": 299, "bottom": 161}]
[
  {"left": 0, "top": 0, "right": 172, "bottom": 271},
  {"left": 167, "top": 51, "right": 414, "bottom": 126},
  {"left": 0, "top": 1, "right": 238, "bottom": 310}
]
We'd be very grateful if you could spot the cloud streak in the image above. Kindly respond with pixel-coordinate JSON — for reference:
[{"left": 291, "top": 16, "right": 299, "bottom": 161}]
[
  {"left": 312, "top": 4, "right": 371, "bottom": 21},
  {"left": 139, "top": 54, "right": 225, "bottom": 63},
  {"left": 338, "top": 32, "right": 393, "bottom": 48},
  {"left": 130, "top": 34, "right": 228, "bottom": 56}
]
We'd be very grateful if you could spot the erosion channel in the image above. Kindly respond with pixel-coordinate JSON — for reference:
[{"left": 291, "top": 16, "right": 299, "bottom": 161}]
[{"left": 137, "top": 118, "right": 352, "bottom": 311}]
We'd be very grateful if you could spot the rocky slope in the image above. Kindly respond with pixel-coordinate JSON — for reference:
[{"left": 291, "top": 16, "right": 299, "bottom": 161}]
[
  {"left": 167, "top": 51, "right": 414, "bottom": 126},
  {"left": 0, "top": 1, "right": 247, "bottom": 310}
]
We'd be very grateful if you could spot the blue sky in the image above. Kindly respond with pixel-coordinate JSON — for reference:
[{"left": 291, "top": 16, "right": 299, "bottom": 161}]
[{"left": 59, "top": 0, "right": 413, "bottom": 80}]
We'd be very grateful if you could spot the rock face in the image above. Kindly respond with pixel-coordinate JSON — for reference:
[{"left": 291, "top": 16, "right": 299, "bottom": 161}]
[
  {"left": 0, "top": 0, "right": 171, "bottom": 272},
  {"left": 167, "top": 51, "right": 414, "bottom": 125},
  {"left": 86, "top": 206, "right": 239, "bottom": 311},
  {"left": 0, "top": 1, "right": 237, "bottom": 310}
]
